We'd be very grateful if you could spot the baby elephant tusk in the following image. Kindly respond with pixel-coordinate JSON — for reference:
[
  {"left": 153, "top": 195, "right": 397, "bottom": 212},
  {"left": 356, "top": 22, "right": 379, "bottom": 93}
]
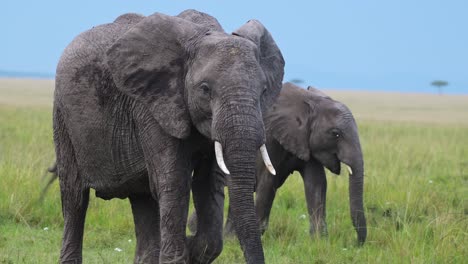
[
  {"left": 214, "top": 141, "right": 230, "bottom": 175},
  {"left": 260, "top": 144, "right": 276, "bottom": 175},
  {"left": 345, "top": 164, "right": 353, "bottom": 175}
]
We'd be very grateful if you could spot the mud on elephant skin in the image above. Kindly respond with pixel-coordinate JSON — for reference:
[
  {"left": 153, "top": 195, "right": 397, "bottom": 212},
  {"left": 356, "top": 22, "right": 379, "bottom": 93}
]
[
  {"left": 189, "top": 82, "right": 367, "bottom": 245},
  {"left": 54, "top": 9, "right": 284, "bottom": 264}
]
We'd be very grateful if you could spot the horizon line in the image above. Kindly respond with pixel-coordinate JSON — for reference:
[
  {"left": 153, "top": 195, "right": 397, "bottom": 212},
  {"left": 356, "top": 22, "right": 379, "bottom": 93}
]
[{"left": 1, "top": 70, "right": 466, "bottom": 95}]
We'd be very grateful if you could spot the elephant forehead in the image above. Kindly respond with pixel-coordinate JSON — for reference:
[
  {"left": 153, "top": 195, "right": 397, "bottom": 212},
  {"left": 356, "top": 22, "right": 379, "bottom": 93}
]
[
  {"left": 319, "top": 101, "right": 356, "bottom": 128},
  {"left": 326, "top": 101, "right": 352, "bottom": 119},
  {"left": 190, "top": 48, "right": 261, "bottom": 80},
  {"left": 198, "top": 35, "right": 257, "bottom": 58}
]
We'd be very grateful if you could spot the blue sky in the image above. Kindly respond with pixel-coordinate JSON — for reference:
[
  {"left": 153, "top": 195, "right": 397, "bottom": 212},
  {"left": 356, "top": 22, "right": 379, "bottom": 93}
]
[{"left": 2, "top": 0, "right": 467, "bottom": 93}]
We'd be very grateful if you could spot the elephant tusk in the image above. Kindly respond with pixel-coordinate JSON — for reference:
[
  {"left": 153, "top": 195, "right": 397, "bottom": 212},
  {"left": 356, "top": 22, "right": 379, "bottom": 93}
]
[
  {"left": 260, "top": 144, "right": 276, "bottom": 175},
  {"left": 214, "top": 141, "right": 230, "bottom": 175},
  {"left": 345, "top": 164, "right": 353, "bottom": 175}
]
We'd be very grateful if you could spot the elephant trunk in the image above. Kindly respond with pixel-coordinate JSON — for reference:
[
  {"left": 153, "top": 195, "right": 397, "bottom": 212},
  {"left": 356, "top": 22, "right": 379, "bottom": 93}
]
[
  {"left": 225, "top": 140, "right": 264, "bottom": 263},
  {"left": 337, "top": 119, "right": 367, "bottom": 245},
  {"left": 346, "top": 152, "right": 367, "bottom": 245},
  {"left": 213, "top": 95, "right": 266, "bottom": 263}
]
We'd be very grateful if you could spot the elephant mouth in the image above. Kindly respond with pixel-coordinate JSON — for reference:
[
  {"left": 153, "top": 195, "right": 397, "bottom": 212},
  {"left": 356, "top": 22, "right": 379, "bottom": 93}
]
[
  {"left": 323, "top": 154, "right": 341, "bottom": 175},
  {"left": 328, "top": 162, "right": 341, "bottom": 175}
]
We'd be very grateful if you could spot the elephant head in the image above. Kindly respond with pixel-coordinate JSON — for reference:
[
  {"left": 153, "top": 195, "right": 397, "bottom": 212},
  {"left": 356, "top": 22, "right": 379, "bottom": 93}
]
[
  {"left": 105, "top": 10, "right": 284, "bottom": 262},
  {"left": 267, "top": 82, "right": 366, "bottom": 244}
]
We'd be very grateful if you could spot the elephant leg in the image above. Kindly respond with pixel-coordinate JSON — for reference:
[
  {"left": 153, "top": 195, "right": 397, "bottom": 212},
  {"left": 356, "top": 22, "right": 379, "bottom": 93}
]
[
  {"left": 156, "top": 168, "right": 191, "bottom": 263},
  {"left": 59, "top": 185, "right": 89, "bottom": 264},
  {"left": 189, "top": 160, "right": 224, "bottom": 264},
  {"left": 187, "top": 211, "right": 198, "bottom": 235},
  {"left": 155, "top": 173, "right": 190, "bottom": 263},
  {"left": 129, "top": 195, "right": 161, "bottom": 264},
  {"left": 223, "top": 206, "right": 235, "bottom": 237},
  {"left": 254, "top": 170, "right": 278, "bottom": 234},
  {"left": 301, "top": 159, "right": 328, "bottom": 237},
  {"left": 55, "top": 109, "right": 90, "bottom": 264},
  {"left": 137, "top": 122, "right": 192, "bottom": 264}
]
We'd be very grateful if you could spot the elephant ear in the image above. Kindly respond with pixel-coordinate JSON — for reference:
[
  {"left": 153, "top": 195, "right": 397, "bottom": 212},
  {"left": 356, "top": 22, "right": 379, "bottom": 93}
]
[
  {"left": 106, "top": 13, "right": 205, "bottom": 139},
  {"left": 232, "top": 20, "right": 285, "bottom": 113},
  {"left": 266, "top": 83, "right": 315, "bottom": 161},
  {"left": 177, "top": 9, "right": 224, "bottom": 32}
]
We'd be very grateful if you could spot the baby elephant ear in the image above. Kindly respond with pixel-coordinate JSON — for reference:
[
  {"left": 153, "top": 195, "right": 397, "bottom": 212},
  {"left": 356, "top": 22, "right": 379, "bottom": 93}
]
[
  {"left": 233, "top": 20, "right": 285, "bottom": 113},
  {"left": 106, "top": 13, "right": 203, "bottom": 139},
  {"left": 267, "top": 83, "right": 314, "bottom": 161}
]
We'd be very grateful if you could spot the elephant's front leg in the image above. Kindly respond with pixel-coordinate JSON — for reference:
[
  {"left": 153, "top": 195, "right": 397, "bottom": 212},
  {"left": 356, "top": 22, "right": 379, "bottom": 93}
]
[
  {"left": 301, "top": 159, "right": 328, "bottom": 237},
  {"left": 254, "top": 170, "right": 279, "bottom": 234},
  {"left": 129, "top": 194, "right": 161, "bottom": 264},
  {"left": 138, "top": 123, "right": 192, "bottom": 264},
  {"left": 189, "top": 159, "right": 224, "bottom": 263},
  {"left": 157, "top": 161, "right": 191, "bottom": 263}
]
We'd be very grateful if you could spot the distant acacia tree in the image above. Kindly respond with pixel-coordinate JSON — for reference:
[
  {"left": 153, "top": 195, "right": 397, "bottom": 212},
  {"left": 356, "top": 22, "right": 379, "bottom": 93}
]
[
  {"left": 289, "top": 78, "right": 304, "bottom": 84},
  {"left": 431, "top": 80, "right": 448, "bottom": 95}
]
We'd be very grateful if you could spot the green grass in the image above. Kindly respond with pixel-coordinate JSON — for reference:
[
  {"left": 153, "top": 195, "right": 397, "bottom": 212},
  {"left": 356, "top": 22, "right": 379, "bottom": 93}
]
[{"left": 0, "top": 79, "right": 467, "bottom": 263}]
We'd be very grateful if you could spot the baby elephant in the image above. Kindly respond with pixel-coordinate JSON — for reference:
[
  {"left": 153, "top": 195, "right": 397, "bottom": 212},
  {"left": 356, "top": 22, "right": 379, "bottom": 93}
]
[{"left": 190, "top": 82, "right": 367, "bottom": 244}]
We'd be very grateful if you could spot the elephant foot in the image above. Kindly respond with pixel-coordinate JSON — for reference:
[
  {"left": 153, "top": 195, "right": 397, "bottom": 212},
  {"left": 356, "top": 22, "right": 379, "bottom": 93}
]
[
  {"left": 187, "top": 213, "right": 198, "bottom": 235},
  {"left": 259, "top": 219, "right": 269, "bottom": 235},
  {"left": 223, "top": 220, "right": 236, "bottom": 238},
  {"left": 309, "top": 222, "right": 328, "bottom": 238},
  {"left": 134, "top": 249, "right": 160, "bottom": 264},
  {"left": 187, "top": 235, "right": 223, "bottom": 264},
  {"left": 60, "top": 257, "right": 82, "bottom": 264},
  {"left": 159, "top": 250, "right": 189, "bottom": 264}
]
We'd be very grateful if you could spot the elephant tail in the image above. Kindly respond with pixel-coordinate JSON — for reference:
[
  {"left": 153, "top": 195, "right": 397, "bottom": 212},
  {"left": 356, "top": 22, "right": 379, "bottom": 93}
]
[{"left": 38, "top": 161, "right": 59, "bottom": 203}]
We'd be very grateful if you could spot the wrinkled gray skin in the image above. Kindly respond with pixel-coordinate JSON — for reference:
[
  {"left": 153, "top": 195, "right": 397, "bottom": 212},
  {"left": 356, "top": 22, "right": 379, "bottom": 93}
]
[
  {"left": 54, "top": 9, "right": 284, "bottom": 264},
  {"left": 189, "top": 83, "right": 367, "bottom": 245}
]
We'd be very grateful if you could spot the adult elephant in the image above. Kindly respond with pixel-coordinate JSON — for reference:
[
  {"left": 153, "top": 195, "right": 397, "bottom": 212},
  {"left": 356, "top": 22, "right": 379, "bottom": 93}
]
[
  {"left": 54, "top": 9, "right": 284, "bottom": 264},
  {"left": 190, "top": 83, "right": 366, "bottom": 245}
]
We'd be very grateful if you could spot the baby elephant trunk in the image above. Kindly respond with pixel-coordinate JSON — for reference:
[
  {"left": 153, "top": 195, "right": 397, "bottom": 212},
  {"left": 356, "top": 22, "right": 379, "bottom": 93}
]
[{"left": 344, "top": 155, "right": 367, "bottom": 245}]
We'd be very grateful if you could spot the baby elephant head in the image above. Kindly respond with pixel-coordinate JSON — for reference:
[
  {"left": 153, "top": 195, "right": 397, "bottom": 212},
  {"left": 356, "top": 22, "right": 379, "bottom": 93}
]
[{"left": 267, "top": 83, "right": 367, "bottom": 244}]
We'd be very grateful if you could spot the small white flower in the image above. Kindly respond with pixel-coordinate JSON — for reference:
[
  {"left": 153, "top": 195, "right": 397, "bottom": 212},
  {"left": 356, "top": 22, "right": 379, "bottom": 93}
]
[
  {"left": 43, "top": 227, "right": 49, "bottom": 231},
  {"left": 385, "top": 201, "right": 391, "bottom": 205},
  {"left": 114, "top": 248, "right": 123, "bottom": 252},
  {"left": 428, "top": 180, "right": 433, "bottom": 184},
  {"left": 342, "top": 248, "right": 348, "bottom": 251},
  {"left": 128, "top": 239, "right": 132, "bottom": 243},
  {"left": 299, "top": 214, "right": 306, "bottom": 220}
]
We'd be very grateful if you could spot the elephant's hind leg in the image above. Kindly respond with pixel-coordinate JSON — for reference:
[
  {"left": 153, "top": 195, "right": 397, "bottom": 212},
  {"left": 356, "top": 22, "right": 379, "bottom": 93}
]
[
  {"left": 54, "top": 108, "right": 90, "bottom": 264},
  {"left": 129, "top": 194, "right": 161, "bottom": 264},
  {"left": 59, "top": 185, "right": 89, "bottom": 264}
]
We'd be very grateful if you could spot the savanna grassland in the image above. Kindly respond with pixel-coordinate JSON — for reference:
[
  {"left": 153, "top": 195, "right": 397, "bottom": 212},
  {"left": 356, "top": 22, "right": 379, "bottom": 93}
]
[{"left": 0, "top": 78, "right": 466, "bottom": 263}]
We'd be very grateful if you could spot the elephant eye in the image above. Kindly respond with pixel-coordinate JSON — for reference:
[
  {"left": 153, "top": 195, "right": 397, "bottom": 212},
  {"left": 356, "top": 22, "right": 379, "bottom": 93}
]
[
  {"left": 330, "top": 129, "right": 341, "bottom": 139},
  {"left": 199, "top": 82, "right": 211, "bottom": 96}
]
